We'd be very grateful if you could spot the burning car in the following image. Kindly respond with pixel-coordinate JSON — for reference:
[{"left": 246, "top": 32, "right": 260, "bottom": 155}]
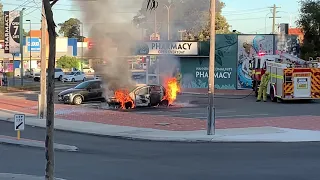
[{"left": 107, "top": 78, "right": 180, "bottom": 109}]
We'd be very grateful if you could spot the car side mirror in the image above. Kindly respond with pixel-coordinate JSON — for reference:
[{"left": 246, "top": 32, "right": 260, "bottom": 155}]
[{"left": 87, "top": 87, "right": 92, "bottom": 91}]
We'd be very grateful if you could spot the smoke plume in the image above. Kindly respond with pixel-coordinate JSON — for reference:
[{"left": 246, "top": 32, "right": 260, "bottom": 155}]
[{"left": 76, "top": 0, "right": 143, "bottom": 98}]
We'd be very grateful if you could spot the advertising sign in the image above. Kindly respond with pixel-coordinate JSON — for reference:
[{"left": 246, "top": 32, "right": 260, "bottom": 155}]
[
  {"left": 56, "top": 37, "right": 68, "bottom": 52},
  {"left": 27, "top": 38, "right": 41, "bottom": 52},
  {"left": 180, "top": 35, "right": 238, "bottom": 89},
  {"left": 3, "top": 11, "right": 21, "bottom": 54},
  {"left": 4, "top": 11, "right": 9, "bottom": 53},
  {"left": 138, "top": 42, "right": 198, "bottom": 55},
  {"left": 237, "top": 35, "right": 274, "bottom": 89}
]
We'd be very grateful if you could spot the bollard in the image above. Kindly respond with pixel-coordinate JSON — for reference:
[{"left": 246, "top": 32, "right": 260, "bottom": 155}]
[
  {"left": 38, "top": 94, "right": 41, "bottom": 118},
  {"left": 207, "top": 106, "right": 216, "bottom": 135}
]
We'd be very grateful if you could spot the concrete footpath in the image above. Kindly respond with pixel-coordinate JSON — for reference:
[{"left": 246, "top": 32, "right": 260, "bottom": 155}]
[
  {"left": 0, "top": 135, "right": 78, "bottom": 152},
  {"left": 0, "top": 173, "right": 65, "bottom": 180},
  {"left": 2, "top": 115, "right": 320, "bottom": 142}
]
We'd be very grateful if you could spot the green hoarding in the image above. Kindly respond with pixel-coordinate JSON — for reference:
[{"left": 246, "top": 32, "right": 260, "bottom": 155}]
[{"left": 180, "top": 34, "right": 238, "bottom": 89}]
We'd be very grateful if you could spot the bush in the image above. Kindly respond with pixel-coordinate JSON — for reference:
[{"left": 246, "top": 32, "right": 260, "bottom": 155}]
[{"left": 57, "top": 56, "right": 80, "bottom": 69}]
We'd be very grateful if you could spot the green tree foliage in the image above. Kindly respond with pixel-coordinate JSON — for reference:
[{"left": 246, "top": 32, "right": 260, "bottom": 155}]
[
  {"left": 133, "top": 0, "right": 230, "bottom": 40},
  {"left": 56, "top": 56, "right": 80, "bottom": 69},
  {"left": 297, "top": 0, "right": 320, "bottom": 59},
  {"left": 0, "top": 3, "right": 4, "bottom": 40},
  {"left": 58, "top": 18, "right": 85, "bottom": 41}
]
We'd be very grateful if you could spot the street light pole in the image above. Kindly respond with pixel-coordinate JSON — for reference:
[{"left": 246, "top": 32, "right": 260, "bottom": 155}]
[
  {"left": 265, "top": 12, "right": 272, "bottom": 34},
  {"left": 207, "top": 0, "right": 216, "bottom": 135},
  {"left": 26, "top": 20, "right": 32, "bottom": 71},
  {"left": 164, "top": 2, "right": 173, "bottom": 41},
  {"left": 81, "top": 23, "right": 84, "bottom": 70}
]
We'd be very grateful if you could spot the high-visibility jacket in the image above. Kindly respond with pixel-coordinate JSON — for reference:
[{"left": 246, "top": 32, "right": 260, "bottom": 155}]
[
  {"left": 260, "top": 73, "right": 270, "bottom": 87},
  {"left": 175, "top": 72, "right": 182, "bottom": 83}
]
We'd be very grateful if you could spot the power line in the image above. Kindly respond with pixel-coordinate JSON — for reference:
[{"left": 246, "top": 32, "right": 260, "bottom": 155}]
[
  {"left": 222, "top": 9, "right": 269, "bottom": 16},
  {"left": 222, "top": 7, "right": 269, "bottom": 13}
]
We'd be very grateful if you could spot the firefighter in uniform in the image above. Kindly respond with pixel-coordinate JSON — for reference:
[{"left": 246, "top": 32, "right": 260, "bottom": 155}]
[
  {"left": 173, "top": 68, "right": 182, "bottom": 85},
  {"left": 257, "top": 72, "right": 270, "bottom": 102},
  {"left": 175, "top": 71, "right": 182, "bottom": 85}
]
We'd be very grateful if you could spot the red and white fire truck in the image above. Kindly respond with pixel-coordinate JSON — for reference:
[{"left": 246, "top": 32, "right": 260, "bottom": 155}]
[{"left": 249, "top": 53, "right": 320, "bottom": 102}]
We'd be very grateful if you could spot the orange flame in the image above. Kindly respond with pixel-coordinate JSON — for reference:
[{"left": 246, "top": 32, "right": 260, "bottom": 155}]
[
  {"left": 163, "top": 77, "right": 180, "bottom": 105},
  {"left": 114, "top": 89, "right": 134, "bottom": 109}
]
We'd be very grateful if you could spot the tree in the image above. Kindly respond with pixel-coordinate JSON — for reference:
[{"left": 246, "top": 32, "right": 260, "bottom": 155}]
[
  {"left": 56, "top": 55, "right": 80, "bottom": 69},
  {"left": 133, "top": 0, "right": 230, "bottom": 40},
  {"left": 297, "top": 0, "right": 320, "bottom": 59},
  {"left": 0, "top": 3, "right": 4, "bottom": 40},
  {"left": 58, "top": 18, "right": 82, "bottom": 40},
  {"left": 43, "top": 0, "right": 59, "bottom": 179}
]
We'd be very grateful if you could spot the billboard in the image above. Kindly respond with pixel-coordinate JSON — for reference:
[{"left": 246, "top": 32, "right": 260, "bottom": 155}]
[
  {"left": 56, "top": 37, "right": 68, "bottom": 52},
  {"left": 4, "top": 11, "right": 21, "bottom": 54},
  {"left": 137, "top": 42, "right": 198, "bottom": 55},
  {"left": 180, "top": 35, "right": 238, "bottom": 89},
  {"left": 237, "top": 35, "right": 274, "bottom": 89},
  {"left": 27, "top": 37, "right": 41, "bottom": 52}
]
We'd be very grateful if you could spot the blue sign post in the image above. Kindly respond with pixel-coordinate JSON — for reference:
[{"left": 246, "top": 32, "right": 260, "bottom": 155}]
[{"left": 27, "top": 38, "right": 40, "bottom": 52}]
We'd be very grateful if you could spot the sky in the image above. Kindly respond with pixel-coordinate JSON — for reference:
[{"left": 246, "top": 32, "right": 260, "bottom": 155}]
[{"left": 2, "top": 0, "right": 301, "bottom": 36}]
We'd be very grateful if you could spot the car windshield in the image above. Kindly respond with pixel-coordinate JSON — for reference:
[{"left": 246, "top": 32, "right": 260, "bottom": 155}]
[
  {"left": 74, "top": 81, "right": 91, "bottom": 89},
  {"left": 130, "top": 85, "right": 142, "bottom": 92},
  {"left": 66, "top": 72, "right": 76, "bottom": 75}
]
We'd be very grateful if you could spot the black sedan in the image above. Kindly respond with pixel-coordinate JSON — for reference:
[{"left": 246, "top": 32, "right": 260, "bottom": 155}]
[{"left": 58, "top": 80, "right": 105, "bottom": 105}]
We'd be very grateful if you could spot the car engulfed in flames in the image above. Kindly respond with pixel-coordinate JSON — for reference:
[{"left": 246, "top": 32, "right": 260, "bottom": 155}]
[{"left": 107, "top": 78, "right": 180, "bottom": 109}]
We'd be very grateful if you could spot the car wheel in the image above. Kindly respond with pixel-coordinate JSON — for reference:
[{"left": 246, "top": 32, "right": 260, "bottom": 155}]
[
  {"left": 73, "top": 95, "right": 82, "bottom": 105},
  {"left": 72, "top": 78, "right": 75, "bottom": 82},
  {"left": 83, "top": 77, "right": 86, "bottom": 82},
  {"left": 270, "top": 87, "right": 277, "bottom": 102},
  {"left": 124, "top": 102, "right": 133, "bottom": 109},
  {"left": 160, "top": 100, "right": 169, "bottom": 107},
  {"left": 58, "top": 75, "right": 63, "bottom": 81}
]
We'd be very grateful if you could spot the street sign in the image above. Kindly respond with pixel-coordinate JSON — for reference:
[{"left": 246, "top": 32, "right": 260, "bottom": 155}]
[{"left": 14, "top": 114, "right": 25, "bottom": 131}]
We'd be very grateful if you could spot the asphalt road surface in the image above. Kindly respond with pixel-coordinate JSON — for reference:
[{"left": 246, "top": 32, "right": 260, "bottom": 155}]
[
  {"left": 3, "top": 86, "right": 320, "bottom": 119},
  {"left": 127, "top": 95, "right": 320, "bottom": 119},
  {"left": 0, "top": 121, "right": 319, "bottom": 180}
]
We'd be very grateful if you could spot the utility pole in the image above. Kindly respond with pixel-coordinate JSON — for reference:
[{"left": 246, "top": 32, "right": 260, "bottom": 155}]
[
  {"left": 39, "top": 4, "right": 47, "bottom": 119},
  {"left": 19, "top": 9, "right": 25, "bottom": 86},
  {"left": 207, "top": 0, "right": 216, "bottom": 135},
  {"left": 269, "top": 4, "right": 281, "bottom": 34}
]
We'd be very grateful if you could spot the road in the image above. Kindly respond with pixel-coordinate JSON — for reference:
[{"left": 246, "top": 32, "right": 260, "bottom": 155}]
[
  {"left": 0, "top": 121, "right": 319, "bottom": 180},
  {"left": 128, "top": 95, "right": 320, "bottom": 119},
  {"left": 3, "top": 84, "right": 320, "bottom": 119}
]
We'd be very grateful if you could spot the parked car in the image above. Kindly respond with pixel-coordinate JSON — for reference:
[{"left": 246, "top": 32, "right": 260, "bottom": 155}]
[
  {"left": 107, "top": 84, "right": 169, "bottom": 109},
  {"left": 62, "top": 71, "right": 86, "bottom": 82},
  {"left": 33, "top": 68, "right": 65, "bottom": 81},
  {"left": 58, "top": 80, "right": 104, "bottom": 105},
  {"left": 83, "top": 67, "right": 94, "bottom": 74}
]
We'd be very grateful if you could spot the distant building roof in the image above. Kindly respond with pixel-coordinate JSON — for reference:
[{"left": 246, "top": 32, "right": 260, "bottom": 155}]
[{"left": 289, "top": 28, "right": 303, "bottom": 35}]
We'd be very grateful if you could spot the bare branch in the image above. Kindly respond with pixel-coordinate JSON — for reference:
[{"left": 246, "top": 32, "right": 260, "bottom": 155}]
[{"left": 50, "top": 0, "right": 59, "bottom": 6}]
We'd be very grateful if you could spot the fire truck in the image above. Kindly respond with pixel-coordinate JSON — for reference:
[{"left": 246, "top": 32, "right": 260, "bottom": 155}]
[{"left": 249, "top": 53, "right": 320, "bottom": 102}]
